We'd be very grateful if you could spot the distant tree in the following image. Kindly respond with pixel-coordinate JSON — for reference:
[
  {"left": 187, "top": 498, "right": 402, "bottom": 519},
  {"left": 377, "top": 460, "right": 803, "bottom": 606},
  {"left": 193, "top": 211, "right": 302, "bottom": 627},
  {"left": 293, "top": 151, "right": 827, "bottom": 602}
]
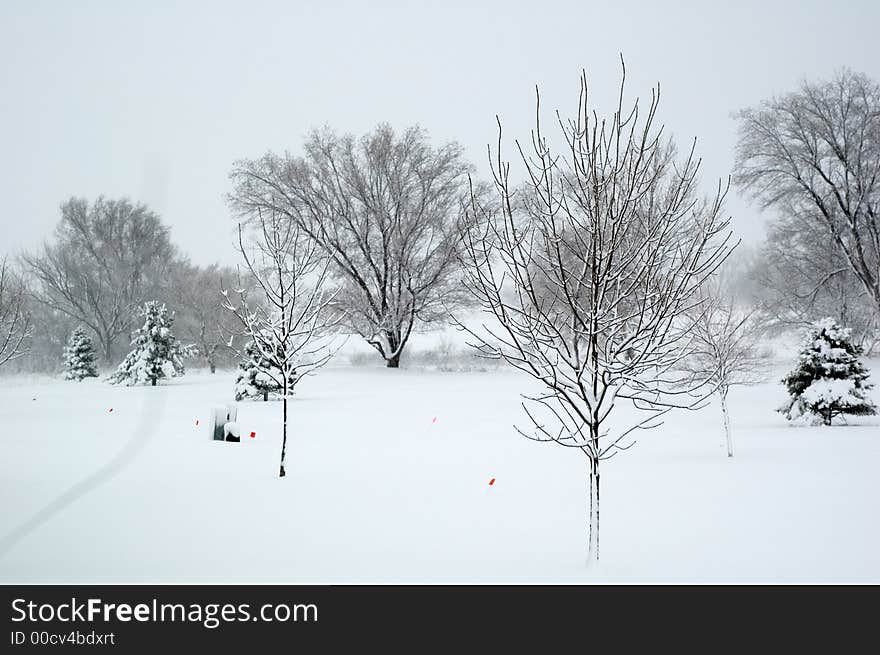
[
  {"left": 222, "top": 209, "right": 339, "bottom": 477},
  {"left": 229, "top": 124, "right": 476, "bottom": 368},
  {"left": 22, "top": 197, "right": 177, "bottom": 361},
  {"left": 62, "top": 326, "right": 99, "bottom": 381},
  {"left": 748, "top": 210, "right": 878, "bottom": 350},
  {"left": 458, "top": 64, "right": 734, "bottom": 562},
  {"left": 233, "top": 333, "right": 283, "bottom": 401},
  {"left": 779, "top": 317, "right": 876, "bottom": 425},
  {"left": 108, "top": 301, "right": 194, "bottom": 386},
  {"left": 170, "top": 261, "right": 240, "bottom": 373},
  {"left": 0, "top": 256, "right": 31, "bottom": 368},
  {"left": 683, "top": 280, "right": 767, "bottom": 457},
  {"left": 734, "top": 70, "right": 880, "bottom": 321},
  {"left": 3, "top": 305, "right": 73, "bottom": 374}
]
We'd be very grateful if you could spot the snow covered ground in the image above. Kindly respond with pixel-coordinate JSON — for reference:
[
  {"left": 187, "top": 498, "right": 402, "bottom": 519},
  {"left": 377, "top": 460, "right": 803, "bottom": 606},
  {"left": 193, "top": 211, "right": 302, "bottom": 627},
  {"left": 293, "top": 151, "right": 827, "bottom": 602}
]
[{"left": 1, "top": 358, "right": 878, "bottom": 583}]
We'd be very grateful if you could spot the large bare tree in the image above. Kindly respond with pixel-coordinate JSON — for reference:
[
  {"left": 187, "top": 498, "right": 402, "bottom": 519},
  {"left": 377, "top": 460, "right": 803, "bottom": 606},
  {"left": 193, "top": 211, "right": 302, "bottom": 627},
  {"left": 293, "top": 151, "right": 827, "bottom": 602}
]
[
  {"left": 222, "top": 209, "right": 339, "bottom": 478},
  {"left": 22, "top": 197, "right": 177, "bottom": 361},
  {"left": 459, "top": 63, "right": 734, "bottom": 562},
  {"left": 734, "top": 70, "right": 880, "bottom": 321},
  {"left": 228, "top": 124, "right": 475, "bottom": 367},
  {"left": 748, "top": 208, "right": 878, "bottom": 350},
  {"left": 0, "top": 257, "right": 31, "bottom": 367}
]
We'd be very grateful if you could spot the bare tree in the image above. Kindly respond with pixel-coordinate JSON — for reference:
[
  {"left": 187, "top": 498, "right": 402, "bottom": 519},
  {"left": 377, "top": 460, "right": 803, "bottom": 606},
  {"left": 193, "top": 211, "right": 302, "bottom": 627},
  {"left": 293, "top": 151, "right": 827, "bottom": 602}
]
[
  {"left": 734, "top": 70, "right": 880, "bottom": 320},
  {"left": 222, "top": 208, "right": 339, "bottom": 478},
  {"left": 228, "top": 124, "right": 475, "bottom": 367},
  {"left": 171, "top": 261, "right": 242, "bottom": 373},
  {"left": 748, "top": 208, "right": 879, "bottom": 351},
  {"left": 458, "top": 63, "right": 734, "bottom": 562},
  {"left": 0, "top": 257, "right": 32, "bottom": 367},
  {"left": 683, "top": 279, "right": 767, "bottom": 457},
  {"left": 22, "top": 197, "right": 177, "bottom": 362}
]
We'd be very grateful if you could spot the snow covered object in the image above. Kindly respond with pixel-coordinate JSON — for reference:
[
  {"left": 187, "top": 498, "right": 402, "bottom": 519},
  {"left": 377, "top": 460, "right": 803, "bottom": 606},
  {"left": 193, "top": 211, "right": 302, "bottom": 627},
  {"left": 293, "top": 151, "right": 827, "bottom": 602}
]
[
  {"left": 233, "top": 335, "right": 286, "bottom": 401},
  {"left": 108, "top": 301, "right": 195, "bottom": 386},
  {"left": 779, "top": 317, "right": 876, "bottom": 425},
  {"left": 62, "top": 326, "right": 99, "bottom": 381}
]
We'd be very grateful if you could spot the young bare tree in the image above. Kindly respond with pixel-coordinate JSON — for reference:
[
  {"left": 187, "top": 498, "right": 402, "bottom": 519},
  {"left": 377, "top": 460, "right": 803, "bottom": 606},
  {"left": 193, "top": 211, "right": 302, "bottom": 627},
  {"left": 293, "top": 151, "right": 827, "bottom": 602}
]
[
  {"left": 734, "top": 70, "right": 880, "bottom": 318},
  {"left": 222, "top": 208, "right": 339, "bottom": 478},
  {"left": 228, "top": 124, "right": 475, "bottom": 368},
  {"left": 683, "top": 280, "right": 767, "bottom": 457},
  {"left": 0, "top": 257, "right": 32, "bottom": 367},
  {"left": 458, "top": 63, "right": 734, "bottom": 562},
  {"left": 22, "top": 197, "right": 177, "bottom": 361}
]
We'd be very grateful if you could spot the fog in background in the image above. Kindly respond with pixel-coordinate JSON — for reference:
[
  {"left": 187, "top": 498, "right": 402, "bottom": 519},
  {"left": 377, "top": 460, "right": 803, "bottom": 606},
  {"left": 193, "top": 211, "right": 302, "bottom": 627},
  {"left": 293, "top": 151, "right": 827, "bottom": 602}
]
[{"left": 2, "top": 0, "right": 879, "bottom": 264}]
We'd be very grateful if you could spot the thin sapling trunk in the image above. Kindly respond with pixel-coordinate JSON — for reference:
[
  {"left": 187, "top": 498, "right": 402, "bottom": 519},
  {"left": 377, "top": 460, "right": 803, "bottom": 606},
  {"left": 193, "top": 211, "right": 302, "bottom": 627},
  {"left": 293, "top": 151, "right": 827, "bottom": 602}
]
[
  {"left": 280, "top": 379, "right": 288, "bottom": 478},
  {"left": 587, "top": 459, "right": 600, "bottom": 563},
  {"left": 720, "top": 388, "right": 733, "bottom": 458}
]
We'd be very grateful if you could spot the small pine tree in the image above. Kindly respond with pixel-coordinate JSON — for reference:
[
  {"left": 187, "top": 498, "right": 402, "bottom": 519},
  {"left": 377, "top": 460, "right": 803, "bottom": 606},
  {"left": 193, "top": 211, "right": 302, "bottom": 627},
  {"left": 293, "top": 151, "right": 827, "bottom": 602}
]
[
  {"left": 62, "top": 326, "right": 99, "bottom": 381},
  {"left": 233, "top": 334, "right": 285, "bottom": 401},
  {"left": 108, "top": 301, "right": 194, "bottom": 386},
  {"left": 780, "top": 317, "right": 877, "bottom": 425}
]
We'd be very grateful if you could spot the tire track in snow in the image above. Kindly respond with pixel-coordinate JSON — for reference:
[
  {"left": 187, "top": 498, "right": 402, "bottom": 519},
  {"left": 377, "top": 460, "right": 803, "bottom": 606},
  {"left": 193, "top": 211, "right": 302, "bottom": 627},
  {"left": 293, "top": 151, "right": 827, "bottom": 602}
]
[{"left": 0, "top": 389, "right": 166, "bottom": 559}]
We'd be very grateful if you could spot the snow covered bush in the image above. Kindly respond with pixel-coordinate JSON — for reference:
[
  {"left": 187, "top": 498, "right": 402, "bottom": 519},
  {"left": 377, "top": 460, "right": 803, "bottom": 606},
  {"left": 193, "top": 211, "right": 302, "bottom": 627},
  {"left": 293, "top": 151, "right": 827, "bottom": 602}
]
[
  {"left": 233, "top": 335, "right": 284, "bottom": 401},
  {"left": 108, "top": 301, "right": 195, "bottom": 386},
  {"left": 780, "top": 317, "right": 876, "bottom": 425},
  {"left": 62, "top": 326, "right": 98, "bottom": 381}
]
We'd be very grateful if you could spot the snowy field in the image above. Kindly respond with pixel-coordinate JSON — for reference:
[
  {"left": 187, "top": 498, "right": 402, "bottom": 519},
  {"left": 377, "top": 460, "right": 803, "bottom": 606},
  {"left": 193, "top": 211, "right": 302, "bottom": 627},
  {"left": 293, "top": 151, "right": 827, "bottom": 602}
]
[{"left": 1, "top": 359, "right": 878, "bottom": 584}]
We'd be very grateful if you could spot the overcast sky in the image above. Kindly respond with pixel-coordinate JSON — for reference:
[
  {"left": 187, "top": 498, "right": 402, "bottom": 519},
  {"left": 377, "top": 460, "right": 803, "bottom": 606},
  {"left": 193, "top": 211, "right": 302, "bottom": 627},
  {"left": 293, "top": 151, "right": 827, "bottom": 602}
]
[{"left": 3, "top": 0, "right": 879, "bottom": 265}]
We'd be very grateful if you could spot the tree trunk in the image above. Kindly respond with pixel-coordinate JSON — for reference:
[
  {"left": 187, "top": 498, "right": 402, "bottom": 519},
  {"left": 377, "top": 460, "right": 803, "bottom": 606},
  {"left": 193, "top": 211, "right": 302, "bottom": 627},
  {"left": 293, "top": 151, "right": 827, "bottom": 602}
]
[
  {"left": 151, "top": 378, "right": 156, "bottom": 387},
  {"left": 101, "top": 336, "right": 114, "bottom": 365},
  {"left": 209, "top": 361, "right": 216, "bottom": 374},
  {"left": 587, "top": 458, "right": 600, "bottom": 564},
  {"left": 279, "top": 394, "right": 287, "bottom": 478},
  {"left": 720, "top": 389, "right": 733, "bottom": 458},
  {"left": 263, "top": 391, "right": 268, "bottom": 402},
  {"left": 385, "top": 330, "right": 401, "bottom": 368}
]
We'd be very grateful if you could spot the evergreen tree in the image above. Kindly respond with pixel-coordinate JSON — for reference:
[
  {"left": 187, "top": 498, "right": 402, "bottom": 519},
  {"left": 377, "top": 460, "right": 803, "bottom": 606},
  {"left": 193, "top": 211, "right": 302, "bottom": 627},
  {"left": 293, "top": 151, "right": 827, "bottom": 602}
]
[
  {"left": 780, "top": 317, "right": 877, "bottom": 425},
  {"left": 233, "top": 333, "right": 285, "bottom": 401},
  {"left": 108, "top": 301, "right": 194, "bottom": 386},
  {"left": 62, "top": 326, "right": 98, "bottom": 381}
]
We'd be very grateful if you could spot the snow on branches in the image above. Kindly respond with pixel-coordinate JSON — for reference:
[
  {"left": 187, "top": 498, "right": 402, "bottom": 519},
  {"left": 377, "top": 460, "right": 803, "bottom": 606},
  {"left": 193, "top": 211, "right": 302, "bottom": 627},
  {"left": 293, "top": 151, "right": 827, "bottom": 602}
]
[
  {"left": 0, "top": 256, "right": 31, "bottom": 368},
  {"left": 222, "top": 208, "right": 340, "bottom": 477},
  {"left": 780, "top": 317, "right": 876, "bottom": 425},
  {"left": 233, "top": 331, "right": 284, "bottom": 401},
  {"left": 63, "top": 326, "right": 99, "bottom": 381},
  {"left": 458, "top": 61, "right": 735, "bottom": 561},
  {"left": 681, "top": 279, "right": 768, "bottom": 456},
  {"left": 108, "top": 301, "right": 195, "bottom": 386},
  {"left": 228, "top": 125, "right": 476, "bottom": 368}
]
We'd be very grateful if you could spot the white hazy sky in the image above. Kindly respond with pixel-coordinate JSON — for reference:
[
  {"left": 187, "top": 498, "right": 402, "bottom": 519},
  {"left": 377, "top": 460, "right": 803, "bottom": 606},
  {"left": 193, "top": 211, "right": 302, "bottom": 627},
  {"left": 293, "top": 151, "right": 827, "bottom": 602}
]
[{"left": 2, "top": 0, "right": 879, "bottom": 265}]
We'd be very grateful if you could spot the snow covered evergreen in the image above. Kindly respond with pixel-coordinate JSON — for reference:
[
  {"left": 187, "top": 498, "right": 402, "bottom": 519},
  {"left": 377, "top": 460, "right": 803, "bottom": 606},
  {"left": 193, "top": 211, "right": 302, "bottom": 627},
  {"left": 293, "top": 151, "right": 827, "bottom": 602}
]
[
  {"left": 108, "top": 301, "right": 194, "bottom": 386},
  {"left": 233, "top": 335, "right": 284, "bottom": 401},
  {"left": 780, "top": 317, "right": 876, "bottom": 425},
  {"left": 62, "top": 326, "right": 98, "bottom": 381}
]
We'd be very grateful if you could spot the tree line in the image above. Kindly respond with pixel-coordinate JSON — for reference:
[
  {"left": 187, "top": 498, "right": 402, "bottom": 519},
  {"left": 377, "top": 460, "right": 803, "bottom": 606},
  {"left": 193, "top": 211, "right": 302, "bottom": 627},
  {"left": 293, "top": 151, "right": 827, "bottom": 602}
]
[
  {"left": 3, "top": 67, "right": 878, "bottom": 377},
  {"left": 3, "top": 197, "right": 240, "bottom": 374}
]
